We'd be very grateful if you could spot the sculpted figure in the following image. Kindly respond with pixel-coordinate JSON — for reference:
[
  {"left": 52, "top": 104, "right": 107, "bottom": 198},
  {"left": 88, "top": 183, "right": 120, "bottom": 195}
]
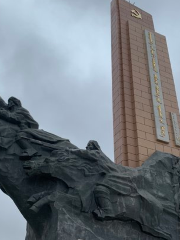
[
  {"left": 0, "top": 96, "right": 179, "bottom": 240},
  {"left": 23, "top": 141, "right": 180, "bottom": 240},
  {"left": 0, "top": 97, "right": 39, "bottom": 157},
  {"left": 0, "top": 96, "right": 75, "bottom": 159}
]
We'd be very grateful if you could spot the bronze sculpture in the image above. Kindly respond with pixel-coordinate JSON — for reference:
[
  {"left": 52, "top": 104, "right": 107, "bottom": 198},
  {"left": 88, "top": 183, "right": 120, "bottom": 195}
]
[{"left": 0, "top": 96, "right": 179, "bottom": 240}]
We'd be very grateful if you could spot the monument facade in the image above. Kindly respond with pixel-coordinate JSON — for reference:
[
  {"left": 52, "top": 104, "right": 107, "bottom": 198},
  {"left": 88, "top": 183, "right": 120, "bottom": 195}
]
[{"left": 111, "top": 0, "right": 180, "bottom": 167}]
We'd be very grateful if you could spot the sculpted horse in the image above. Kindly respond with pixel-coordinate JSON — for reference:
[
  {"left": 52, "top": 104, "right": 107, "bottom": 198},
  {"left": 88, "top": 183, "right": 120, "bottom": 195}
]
[{"left": 0, "top": 96, "right": 179, "bottom": 240}]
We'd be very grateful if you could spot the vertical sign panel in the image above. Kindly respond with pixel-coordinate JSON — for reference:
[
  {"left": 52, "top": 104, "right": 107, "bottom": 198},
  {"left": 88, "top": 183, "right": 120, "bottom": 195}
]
[
  {"left": 171, "top": 113, "right": 180, "bottom": 147},
  {"left": 145, "top": 30, "right": 169, "bottom": 143}
]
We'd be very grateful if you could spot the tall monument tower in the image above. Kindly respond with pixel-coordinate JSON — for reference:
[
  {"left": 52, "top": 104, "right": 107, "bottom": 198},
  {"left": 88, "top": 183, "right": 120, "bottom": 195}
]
[{"left": 111, "top": 0, "right": 180, "bottom": 167}]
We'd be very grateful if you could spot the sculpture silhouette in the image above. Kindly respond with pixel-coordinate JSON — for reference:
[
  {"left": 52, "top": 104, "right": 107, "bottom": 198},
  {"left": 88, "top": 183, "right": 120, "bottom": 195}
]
[{"left": 0, "top": 96, "right": 179, "bottom": 240}]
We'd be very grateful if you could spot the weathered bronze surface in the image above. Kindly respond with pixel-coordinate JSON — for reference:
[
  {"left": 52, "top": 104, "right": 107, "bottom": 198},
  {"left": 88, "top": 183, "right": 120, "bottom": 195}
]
[{"left": 0, "top": 96, "right": 179, "bottom": 240}]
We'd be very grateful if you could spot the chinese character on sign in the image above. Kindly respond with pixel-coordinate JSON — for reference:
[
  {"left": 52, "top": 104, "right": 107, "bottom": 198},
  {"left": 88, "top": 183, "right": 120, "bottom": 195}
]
[
  {"left": 177, "top": 136, "right": 180, "bottom": 142},
  {"left": 160, "top": 119, "right": 164, "bottom": 124},
  {"left": 157, "top": 105, "right": 164, "bottom": 124},
  {"left": 161, "top": 126, "right": 166, "bottom": 137},
  {"left": 157, "top": 105, "right": 163, "bottom": 118},
  {"left": 155, "top": 86, "right": 160, "bottom": 97},
  {"left": 152, "top": 57, "right": 158, "bottom": 73},
  {"left": 150, "top": 46, "right": 155, "bottom": 57},
  {"left": 156, "top": 97, "right": 162, "bottom": 104},
  {"left": 148, "top": 32, "right": 153, "bottom": 45},
  {"left": 154, "top": 74, "right": 158, "bottom": 84}
]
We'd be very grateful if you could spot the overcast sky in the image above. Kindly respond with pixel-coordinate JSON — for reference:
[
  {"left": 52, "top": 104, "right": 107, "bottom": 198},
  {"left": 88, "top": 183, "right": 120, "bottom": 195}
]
[{"left": 0, "top": 0, "right": 180, "bottom": 239}]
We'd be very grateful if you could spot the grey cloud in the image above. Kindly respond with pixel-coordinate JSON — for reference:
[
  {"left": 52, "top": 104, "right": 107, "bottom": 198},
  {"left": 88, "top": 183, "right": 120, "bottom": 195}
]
[{"left": 0, "top": 0, "right": 180, "bottom": 239}]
